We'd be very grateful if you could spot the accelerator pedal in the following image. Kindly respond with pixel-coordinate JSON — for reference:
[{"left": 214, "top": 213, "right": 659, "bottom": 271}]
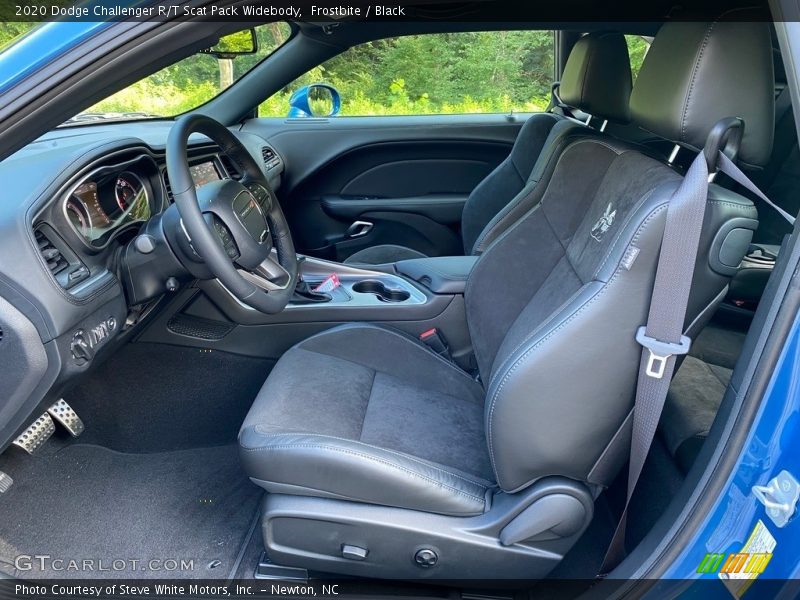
[
  {"left": 47, "top": 399, "right": 85, "bottom": 437},
  {"left": 12, "top": 413, "right": 55, "bottom": 454}
]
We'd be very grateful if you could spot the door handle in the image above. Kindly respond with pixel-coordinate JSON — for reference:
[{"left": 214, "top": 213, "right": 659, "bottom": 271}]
[{"left": 346, "top": 221, "right": 374, "bottom": 238}]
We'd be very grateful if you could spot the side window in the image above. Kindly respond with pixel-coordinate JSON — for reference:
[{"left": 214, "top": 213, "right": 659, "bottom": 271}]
[
  {"left": 625, "top": 35, "right": 652, "bottom": 83},
  {"left": 260, "top": 30, "right": 555, "bottom": 117}
]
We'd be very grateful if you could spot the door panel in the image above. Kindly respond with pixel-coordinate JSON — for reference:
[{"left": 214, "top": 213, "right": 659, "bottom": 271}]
[{"left": 241, "top": 114, "right": 529, "bottom": 260}]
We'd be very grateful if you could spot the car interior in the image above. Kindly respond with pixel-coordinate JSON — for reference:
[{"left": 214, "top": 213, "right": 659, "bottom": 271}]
[{"left": 0, "top": 10, "right": 797, "bottom": 595}]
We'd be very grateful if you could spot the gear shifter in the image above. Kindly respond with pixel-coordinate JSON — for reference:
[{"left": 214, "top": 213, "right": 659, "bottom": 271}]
[
  {"left": 293, "top": 278, "right": 332, "bottom": 304},
  {"left": 292, "top": 258, "right": 332, "bottom": 304}
]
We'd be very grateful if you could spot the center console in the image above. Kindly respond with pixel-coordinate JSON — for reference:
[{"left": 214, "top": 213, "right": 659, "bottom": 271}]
[
  {"left": 142, "top": 253, "right": 480, "bottom": 371},
  {"left": 289, "top": 258, "right": 427, "bottom": 309}
]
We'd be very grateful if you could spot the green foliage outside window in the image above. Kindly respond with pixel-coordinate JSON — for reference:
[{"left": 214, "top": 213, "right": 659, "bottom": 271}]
[
  {"left": 85, "top": 22, "right": 291, "bottom": 116},
  {"left": 259, "top": 30, "right": 555, "bottom": 117},
  {"left": 625, "top": 34, "right": 651, "bottom": 82},
  {"left": 0, "top": 26, "right": 648, "bottom": 120},
  {"left": 0, "top": 22, "right": 291, "bottom": 117},
  {"left": 0, "top": 22, "right": 36, "bottom": 52}
]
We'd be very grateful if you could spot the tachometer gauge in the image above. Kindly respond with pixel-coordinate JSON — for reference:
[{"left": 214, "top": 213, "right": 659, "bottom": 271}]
[
  {"left": 115, "top": 174, "right": 146, "bottom": 211},
  {"left": 65, "top": 199, "right": 91, "bottom": 236}
]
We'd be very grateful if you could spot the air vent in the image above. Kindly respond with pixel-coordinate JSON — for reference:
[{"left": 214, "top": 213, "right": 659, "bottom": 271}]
[
  {"left": 219, "top": 154, "right": 242, "bottom": 180},
  {"left": 162, "top": 172, "right": 174, "bottom": 202},
  {"left": 35, "top": 229, "right": 69, "bottom": 276},
  {"left": 34, "top": 226, "right": 89, "bottom": 290},
  {"left": 261, "top": 146, "right": 281, "bottom": 170}
]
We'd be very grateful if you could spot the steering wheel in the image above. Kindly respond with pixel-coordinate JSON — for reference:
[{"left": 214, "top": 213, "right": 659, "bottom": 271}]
[{"left": 166, "top": 114, "right": 298, "bottom": 314}]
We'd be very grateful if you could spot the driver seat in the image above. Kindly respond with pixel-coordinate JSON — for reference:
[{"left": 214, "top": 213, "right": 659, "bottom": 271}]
[{"left": 239, "top": 21, "right": 772, "bottom": 579}]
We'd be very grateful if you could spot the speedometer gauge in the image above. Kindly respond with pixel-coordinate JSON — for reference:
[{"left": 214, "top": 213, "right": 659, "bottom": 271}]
[{"left": 115, "top": 174, "right": 146, "bottom": 211}]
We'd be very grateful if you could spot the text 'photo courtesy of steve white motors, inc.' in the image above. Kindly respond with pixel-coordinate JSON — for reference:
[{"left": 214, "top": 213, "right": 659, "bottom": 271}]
[
  {"left": 14, "top": 582, "right": 343, "bottom": 598},
  {"left": 13, "top": 4, "right": 408, "bottom": 18}
]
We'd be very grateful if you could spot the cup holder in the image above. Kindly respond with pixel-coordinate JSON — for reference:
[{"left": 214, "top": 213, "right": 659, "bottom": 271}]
[{"left": 352, "top": 280, "right": 411, "bottom": 303}]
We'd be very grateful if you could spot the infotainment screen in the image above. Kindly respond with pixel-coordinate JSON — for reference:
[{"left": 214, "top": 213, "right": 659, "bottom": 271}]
[{"left": 189, "top": 161, "right": 221, "bottom": 188}]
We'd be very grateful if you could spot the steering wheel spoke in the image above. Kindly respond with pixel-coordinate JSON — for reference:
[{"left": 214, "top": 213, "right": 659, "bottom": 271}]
[{"left": 239, "top": 254, "right": 292, "bottom": 291}]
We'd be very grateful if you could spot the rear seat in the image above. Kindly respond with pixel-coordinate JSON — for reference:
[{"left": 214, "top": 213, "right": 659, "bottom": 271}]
[
  {"left": 660, "top": 60, "right": 797, "bottom": 474},
  {"left": 660, "top": 320, "right": 749, "bottom": 472},
  {"left": 661, "top": 356, "right": 733, "bottom": 473}
]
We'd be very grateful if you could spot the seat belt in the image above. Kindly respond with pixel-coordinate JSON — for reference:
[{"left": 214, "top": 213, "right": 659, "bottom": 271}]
[{"left": 599, "top": 140, "right": 796, "bottom": 575}]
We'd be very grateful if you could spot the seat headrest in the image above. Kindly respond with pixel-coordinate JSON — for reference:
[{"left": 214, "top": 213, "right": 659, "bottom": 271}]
[
  {"left": 630, "top": 21, "right": 774, "bottom": 167},
  {"left": 559, "top": 31, "right": 633, "bottom": 124}
]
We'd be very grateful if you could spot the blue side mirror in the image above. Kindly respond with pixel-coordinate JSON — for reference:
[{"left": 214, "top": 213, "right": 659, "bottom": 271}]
[{"left": 287, "top": 84, "right": 341, "bottom": 118}]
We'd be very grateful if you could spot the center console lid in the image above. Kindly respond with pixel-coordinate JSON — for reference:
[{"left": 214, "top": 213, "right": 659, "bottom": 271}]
[{"left": 395, "top": 256, "right": 478, "bottom": 295}]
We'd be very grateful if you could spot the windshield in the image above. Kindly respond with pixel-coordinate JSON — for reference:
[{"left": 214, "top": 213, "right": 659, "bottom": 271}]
[
  {"left": 0, "top": 22, "right": 291, "bottom": 125},
  {"left": 68, "top": 22, "right": 290, "bottom": 124}
]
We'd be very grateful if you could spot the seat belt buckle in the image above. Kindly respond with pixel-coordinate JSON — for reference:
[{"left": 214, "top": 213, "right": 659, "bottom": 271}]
[
  {"left": 635, "top": 326, "right": 691, "bottom": 379},
  {"left": 419, "top": 328, "right": 452, "bottom": 361}
]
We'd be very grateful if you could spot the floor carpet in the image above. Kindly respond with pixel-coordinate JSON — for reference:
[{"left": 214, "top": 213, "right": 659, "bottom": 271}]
[{"left": 0, "top": 443, "right": 261, "bottom": 579}]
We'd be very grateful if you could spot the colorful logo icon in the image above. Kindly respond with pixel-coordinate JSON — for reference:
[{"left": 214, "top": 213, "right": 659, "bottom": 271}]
[{"left": 696, "top": 552, "right": 773, "bottom": 575}]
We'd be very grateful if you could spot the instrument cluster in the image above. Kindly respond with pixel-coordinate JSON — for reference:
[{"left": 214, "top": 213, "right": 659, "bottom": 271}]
[{"left": 63, "top": 154, "right": 163, "bottom": 248}]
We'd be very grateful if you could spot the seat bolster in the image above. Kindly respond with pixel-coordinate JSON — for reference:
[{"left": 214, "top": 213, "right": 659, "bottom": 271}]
[
  {"left": 471, "top": 120, "right": 594, "bottom": 254},
  {"left": 239, "top": 432, "right": 490, "bottom": 516}
]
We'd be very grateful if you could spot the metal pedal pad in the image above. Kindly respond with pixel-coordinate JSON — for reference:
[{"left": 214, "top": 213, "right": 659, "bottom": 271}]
[
  {"left": 0, "top": 471, "right": 13, "bottom": 494},
  {"left": 12, "top": 413, "right": 55, "bottom": 454},
  {"left": 47, "top": 399, "right": 84, "bottom": 437}
]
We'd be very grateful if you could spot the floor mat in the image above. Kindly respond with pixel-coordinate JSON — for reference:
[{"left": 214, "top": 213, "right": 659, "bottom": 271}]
[
  {"left": 64, "top": 342, "right": 273, "bottom": 453},
  {"left": 0, "top": 444, "right": 261, "bottom": 579}
]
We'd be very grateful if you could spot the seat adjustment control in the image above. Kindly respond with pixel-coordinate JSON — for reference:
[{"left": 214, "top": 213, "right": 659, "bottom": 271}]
[
  {"left": 414, "top": 548, "right": 438, "bottom": 568},
  {"left": 341, "top": 544, "right": 368, "bottom": 561}
]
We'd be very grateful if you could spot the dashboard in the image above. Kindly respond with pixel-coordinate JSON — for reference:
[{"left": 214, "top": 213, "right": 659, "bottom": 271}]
[{"left": 0, "top": 121, "right": 284, "bottom": 452}]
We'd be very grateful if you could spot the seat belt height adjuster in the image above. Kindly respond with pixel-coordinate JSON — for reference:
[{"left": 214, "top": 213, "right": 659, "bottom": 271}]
[{"left": 635, "top": 327, "right": 691, "bottom": 379}]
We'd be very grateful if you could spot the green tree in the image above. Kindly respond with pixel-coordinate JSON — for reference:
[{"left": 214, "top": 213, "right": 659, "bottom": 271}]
[{"left": 0, "top": 23, "right": 37, "bottom": 52}]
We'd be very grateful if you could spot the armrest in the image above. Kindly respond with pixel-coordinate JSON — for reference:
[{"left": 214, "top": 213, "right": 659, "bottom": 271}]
[
  {"left": 395, "top": 256, "right": 478, "bottom": 295},
  {"left": 321, "top": 195, "right": 467, "bottom": 224}
]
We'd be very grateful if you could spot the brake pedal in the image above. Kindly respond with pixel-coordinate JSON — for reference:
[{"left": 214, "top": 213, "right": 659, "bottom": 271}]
[
  {"left": 12, "top": 413, "right": 55, "bottom": 454},
  {"left": 47, "top": 399, "right": 84, "bottom": 437},
  {"left": 0, "top": 471, "right": 13, "bottom": 494}
]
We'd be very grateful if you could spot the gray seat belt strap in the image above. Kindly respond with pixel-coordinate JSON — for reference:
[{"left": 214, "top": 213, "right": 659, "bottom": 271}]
[
  {"left": 600, "top": 150, "right": 709, "bottom": 573},
  {"left": 717, "top": 151, "right": 796, "bottom": 226},
  {"left": 600, "top": 147, "right": 795, "bottom": 575}
]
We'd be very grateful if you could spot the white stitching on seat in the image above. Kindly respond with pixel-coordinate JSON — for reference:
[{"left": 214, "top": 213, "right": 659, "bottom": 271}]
[
  {"left": 247, "top": 431, "right": 493, "bottom": 487},
  {"left": 591, "top": 185, "right": 664, "bottom": 279},
  {"left": 302, "top": 323, "right": 482, "bottom": 385},
  {"left": 472, "top": 137, "right": 623, "bottom": 253},
  {"left": 241, "top": 442, "right": 487, "bottom": 504},
  {"left": 485, "top": 205, "right": 668, "bottom": 485}
]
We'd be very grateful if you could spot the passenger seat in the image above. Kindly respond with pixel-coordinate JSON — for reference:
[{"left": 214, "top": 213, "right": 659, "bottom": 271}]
[{"left": 344, "top": 31, "right": 633, "bottom": 264}]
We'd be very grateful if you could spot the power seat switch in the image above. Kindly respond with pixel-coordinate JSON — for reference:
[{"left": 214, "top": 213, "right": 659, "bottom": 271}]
[{"left": 341, "top": 544, "right": 368, "bottom": 561}]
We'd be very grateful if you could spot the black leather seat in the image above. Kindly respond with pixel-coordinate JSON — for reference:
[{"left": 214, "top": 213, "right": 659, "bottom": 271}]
[
  {"left": 240, "top": 21, "right": 772, "bottom": 579},
  {"left": 343, "top": 31, "right": 634, "bottom": 265}
]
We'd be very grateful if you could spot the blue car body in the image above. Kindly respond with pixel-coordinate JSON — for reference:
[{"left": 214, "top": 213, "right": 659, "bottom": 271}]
[{"left": 0, "top": 21, "right": 108, "bottom": 91}]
